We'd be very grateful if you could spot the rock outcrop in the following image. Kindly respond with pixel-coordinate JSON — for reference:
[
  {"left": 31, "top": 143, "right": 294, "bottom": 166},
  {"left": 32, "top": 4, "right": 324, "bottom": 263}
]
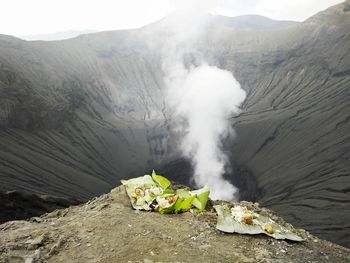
[{"left": 0, "top": 186, "right": 349, "bottom": 263}]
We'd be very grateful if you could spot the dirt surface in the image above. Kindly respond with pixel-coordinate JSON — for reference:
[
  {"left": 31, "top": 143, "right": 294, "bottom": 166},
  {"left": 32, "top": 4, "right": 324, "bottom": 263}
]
[
  {"left": 0, "top": 186, "right": 349, "bottom": 263},
  {"left": 1, "top": 1, "right": 350, "bottom": 247}
]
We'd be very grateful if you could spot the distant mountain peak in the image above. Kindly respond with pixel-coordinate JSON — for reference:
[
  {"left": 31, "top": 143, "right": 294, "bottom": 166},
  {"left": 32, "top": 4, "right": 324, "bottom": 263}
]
[
  {"left": 18, "top": 29, "right": 99, "bottom": 41},
  {"left": 210, "top": 14, "right": 298, "bottom": 29}
]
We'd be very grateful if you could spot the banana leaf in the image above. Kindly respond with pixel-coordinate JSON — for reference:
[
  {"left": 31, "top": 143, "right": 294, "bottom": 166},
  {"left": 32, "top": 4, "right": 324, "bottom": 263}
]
[
  {"left": 174, "top": 195, "right": 196, "bottom": 212},
  {"left": 121, "top": 172, "right": 210, "bottom": 214},
  {"left": 121, "top": 175, "right": 158, "bottom": 210},
  {"left": 214, "top": 205, "right": 304, "bottom": 241},
  {"left": 191, "top": 186, "right": 210, "bottom": 212},
  {"left": 152, "top": 170, "right": 171, "bottom": 190}
]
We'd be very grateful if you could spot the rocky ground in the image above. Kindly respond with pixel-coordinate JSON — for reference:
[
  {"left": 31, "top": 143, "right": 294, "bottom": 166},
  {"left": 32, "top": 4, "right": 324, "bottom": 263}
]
[{"left": 0, "top": 186, "right": 349, "bottom": 263}]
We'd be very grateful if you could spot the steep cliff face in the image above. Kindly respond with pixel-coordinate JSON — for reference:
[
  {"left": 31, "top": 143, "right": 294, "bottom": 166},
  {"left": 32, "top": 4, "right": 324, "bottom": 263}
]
[{"left": 0, "top": 2, "right": 349, "bottom": 247}]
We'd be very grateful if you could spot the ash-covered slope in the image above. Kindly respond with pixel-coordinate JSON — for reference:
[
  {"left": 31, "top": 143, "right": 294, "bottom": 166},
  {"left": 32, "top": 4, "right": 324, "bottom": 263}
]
[
  {"left": 0, "top": 186, "right": 349, "bottom": 263},
  {"left": 0, "top": 13, "right": 296, "bottom": 201},
  {"left": 0, "top": 1, "right": 349, "bottom": 247},
  {"left": 0, "top": 31, "right": 170, "bottom": 200},
  {"left": 218, "top": 2, "right": 350, "bottom": 247},
  {"left": 0, "top": 190, "right": 79, "bottom": 223}
]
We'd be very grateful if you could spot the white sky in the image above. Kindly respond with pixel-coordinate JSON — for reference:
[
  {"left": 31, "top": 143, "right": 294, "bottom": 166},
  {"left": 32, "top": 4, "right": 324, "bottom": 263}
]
[{"left": 0, "top": 0, "right": 344, "bottom": 36}]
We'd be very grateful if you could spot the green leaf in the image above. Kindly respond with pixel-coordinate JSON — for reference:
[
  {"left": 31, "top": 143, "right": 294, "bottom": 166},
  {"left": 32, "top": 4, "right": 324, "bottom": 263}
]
[
  {"left": 176, "top": 188, "right": 191, "bottom": 199},
  {"left": 174, "top": 196, "right": 184, "bottom": 212},
  {"left": 213, "top": 205, "right": 304, "bottom": 241},
  {"left": 121, "top": 173, "right": 211, "bottom": 215},
  {"left": 159, "top": 203, "right": 176, "bottom": 214},
  {"left": 121, "top": 174, "right": 156, "bottom": 187},
  {"left": 214, "top": 205, "right": 239, "bottom": 233},
  {"left": 175, "top": 195, "right": 196, "bottom": 212},
  {"left": 190, "top": 186, "right": 210, "bottom": 212},
  {"left": 121, "top": 175, "right": 157, "bottom": 210},
  {"left": 152, "top": 170, "right": 171, "bottom": 190},
  {"left": 157, "top": 196, "right": 178, "bottom": 214},
  {"left": 161, "top": 187, "right": 175, "bottom": 196}
]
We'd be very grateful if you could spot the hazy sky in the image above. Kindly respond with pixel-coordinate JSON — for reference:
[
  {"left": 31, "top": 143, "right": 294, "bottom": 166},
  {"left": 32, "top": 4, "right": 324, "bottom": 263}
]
[{"left": 0, "top": 0, "right": 344, "bottom": 36}]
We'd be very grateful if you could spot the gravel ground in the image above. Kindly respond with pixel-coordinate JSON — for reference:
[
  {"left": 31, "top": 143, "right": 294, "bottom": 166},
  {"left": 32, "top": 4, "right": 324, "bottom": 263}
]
[{"left": 0, "top": 186, "right": 349, "bottom": 263}]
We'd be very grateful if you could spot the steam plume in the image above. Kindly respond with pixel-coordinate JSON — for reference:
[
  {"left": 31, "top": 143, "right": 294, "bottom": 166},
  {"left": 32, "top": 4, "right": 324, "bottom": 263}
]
[
  {"left": 158, "top": 1, "right": 246, "bottom": 200},
  {"left": 175, "top": 65, "right": 246, "bottom": 200}
]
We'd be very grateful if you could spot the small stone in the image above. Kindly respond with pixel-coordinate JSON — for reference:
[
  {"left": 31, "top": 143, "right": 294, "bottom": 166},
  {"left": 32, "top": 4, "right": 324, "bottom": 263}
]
[
  {"left": 160, "top": 234, "right": 171, "bottom": 240},
  {"left": 98, "top": 203, "right": 110, "bottom": 210},
  {"left": 30, "top": 217, "right": 43, "bottom": 223},
  {"left": 24, "top": 257, "right": 34, "bottom": 263},
  {"left": 29, "top": 234, "right": 46, "bottom": 249},
  {"left": 47, "top": 236, "right": 65, "bottom": 257},
  {"left": 86, "top": 243, "right": 92, "bottom": 247}
]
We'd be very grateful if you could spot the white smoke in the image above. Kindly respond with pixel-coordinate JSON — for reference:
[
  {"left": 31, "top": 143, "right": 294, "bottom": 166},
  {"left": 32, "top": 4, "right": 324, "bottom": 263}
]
[
  {"left": 175, "top": 65, "right": 246, "bottom": 200},
  {"left": 156, "top": 1, "right": 246, "bottom": 200}
]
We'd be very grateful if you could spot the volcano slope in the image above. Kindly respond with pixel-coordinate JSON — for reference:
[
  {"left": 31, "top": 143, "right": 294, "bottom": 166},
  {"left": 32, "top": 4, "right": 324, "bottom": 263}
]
[
  {"left": 217, "top": 2, "right": 350, "bottom": 247},
  {"left": 0, "top": 0, "right": 349, "bottom": 247}
]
